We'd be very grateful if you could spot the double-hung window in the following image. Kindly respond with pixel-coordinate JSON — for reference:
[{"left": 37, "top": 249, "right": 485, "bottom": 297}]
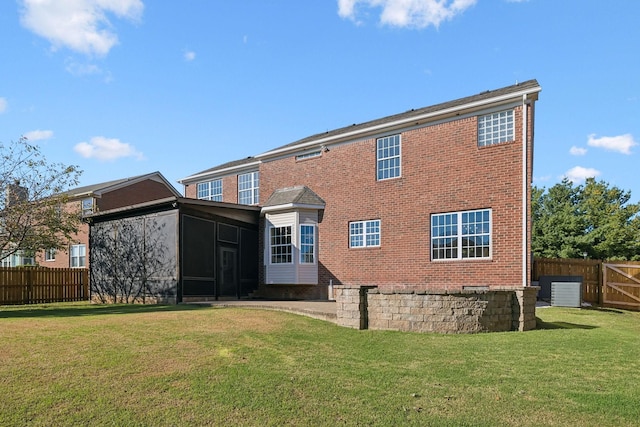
[
  {"left": 238, "top": 172, "right": 259, "bottom": 205},
  {"left": 300, "top": 225, "right": 315, "bottom": 263},
  {"left": 349, "top": 220, "right": 381, "bottom": 248},
  {"left": 431, "top": 209, "right": 491, "bottom": 260},
  {"left": 45, "top": 248, "right": 56, "bottom": 261},
  {"left": 376, "top": 134, "right": 401, "bottom": 180},
  {"left": 81, "top": 198, "right": 94, "bottom": 216},
  {"left": 197, "top": 179, "right": 222, "bottom": 201},
  {"left": 478, "top": 110, "right": 514, "bottom": 146},
  {"left": 270, "top": 226, "right": 292, "bottom": 264},
  {"left": 70, "top": 244, "right": 86, "bottom": 268}
]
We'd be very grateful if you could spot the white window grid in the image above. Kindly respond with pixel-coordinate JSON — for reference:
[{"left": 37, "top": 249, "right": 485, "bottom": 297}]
[
  {"left": 45, "top": 248, "right": 56, "bottom": 261},
  {"left": 478, "top": 110, "right": 514, "bottom": 146},
  {"left": 300, "top": 225, "right": 315, "bottom": 264},
  {"left": 270, "top": 226, "right": 292, "bottom": 264},
  {"left": 431, "top": 209, "right": 491, "bottom": 260},
  {"left": 197, "top": 179, "right": 223, "bottom": 202},
  {"left": 238, "top": 172, "right": 259, "bottom": 205},
  {"left": 349, "top": 220, "right": 381, "bottom": 248},
  {"left": 70, "top": 244, "right": 86, "bottom": 268},
  {"left": 81, "top": 198, "right": 94, "bottom": 216},
  {"left": 377, "top": 134, "right": 401, "bottom": 180}
]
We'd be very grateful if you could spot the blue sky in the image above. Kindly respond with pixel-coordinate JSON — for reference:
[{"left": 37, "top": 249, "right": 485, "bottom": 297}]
[{"left": 1, "top": 1, "right": 639, "bottom": 202}]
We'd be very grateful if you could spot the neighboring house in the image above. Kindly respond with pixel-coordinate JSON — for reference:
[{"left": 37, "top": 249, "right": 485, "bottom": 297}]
[
  {"left": 178, "top": 80, "right": 542, "bottom": 303},
  {"left": 34, "top": 172, "right": 181, "bottom": 269}
]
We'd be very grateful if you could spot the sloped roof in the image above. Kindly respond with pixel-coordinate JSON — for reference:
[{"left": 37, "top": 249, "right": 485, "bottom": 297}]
[
  {"left": 179, "top": 79, "right": 541, "bottom": 183},
  {"left": 263, "top": 186, "right": 325, "bottom": 209},
  {"left": 65, "top": 171, "right": 181, "bottom": 198},
  {"left": 261, "top": 79, "right": 540, "bottom": 156}
]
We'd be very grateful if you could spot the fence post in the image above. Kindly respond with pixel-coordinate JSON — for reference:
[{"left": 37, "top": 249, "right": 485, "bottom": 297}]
[{"left": 600, "top": 261, "right": 606, "bottom": 306}]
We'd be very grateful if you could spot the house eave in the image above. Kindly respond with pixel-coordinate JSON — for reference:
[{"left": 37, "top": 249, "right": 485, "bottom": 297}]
[
  {"left": 261, "top": 203, "right": 326, "bottom": 215},
  {"left": 255, "top": 85, "right": 542, "bottom": 160},
  {"left": 178, "top": 161, "right": 262, "bottom": 184}
]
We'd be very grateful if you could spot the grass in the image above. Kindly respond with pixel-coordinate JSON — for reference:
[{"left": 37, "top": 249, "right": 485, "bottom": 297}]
[{"left": 1, "top": 303, "right": 639, "bottom": 426}]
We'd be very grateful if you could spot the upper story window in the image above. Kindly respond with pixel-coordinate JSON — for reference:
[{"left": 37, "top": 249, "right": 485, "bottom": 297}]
[
  {"left": 238, "top": 171, "right": 259, "bottom": 205},
  {"left": 270, "top": 226, "right": 292, "bottom": 264},
  {"left": 377, "top": 134, "right": 401, "bottom": 180},
  {"left": 300, "top": 225, "right": 315, "bottom": 264},
  {"left": 70, "top": 244, "right": 86, "bottom": 268},
  {"left": 81, "top": 198, "right": 94, "bottom": 216},
  {"left": 431, "top": 209, "right": 491, "bottom": 260},
  {"left": 478, "top": 110, "right": 514, "bottom": 147},
  {"left": 197, "top": 179, "right": 223, "bottom": 202},
  {"left": 349, "top": 220, "right": 381, "bottom": 248}
]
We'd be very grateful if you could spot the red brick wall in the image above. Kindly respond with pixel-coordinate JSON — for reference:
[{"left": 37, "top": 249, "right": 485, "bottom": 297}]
[
  {"left": 259, "top": 106, "right": 530, "bottom": 290},
  {"left": 98, "top": 179, "right": 176, "bottom": 211}
]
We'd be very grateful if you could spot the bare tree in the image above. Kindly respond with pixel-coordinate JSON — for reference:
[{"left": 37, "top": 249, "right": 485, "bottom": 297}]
[
  {"left": 90, "top": 214, "right": 176, "bottom": 303},
  {"left": 1, "top": 137, "right": 82, "bottom": 260}
]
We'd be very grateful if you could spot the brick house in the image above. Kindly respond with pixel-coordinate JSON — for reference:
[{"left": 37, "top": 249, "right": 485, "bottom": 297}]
[
  {"left": 34, "top": 172, "right": 181, "bottom": 269},
  {"left": 179, "top": 80, "right": 542, "bottom": 331}
]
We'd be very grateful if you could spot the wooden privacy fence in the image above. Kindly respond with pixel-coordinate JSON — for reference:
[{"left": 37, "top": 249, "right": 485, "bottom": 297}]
[
  {"left": 602, "top": 262, "right": 640, "bottom": 311},
  {"left": 533, "top": 258, "right": 640, "bottom": 311},
  {"left": 0, "top": 267, "right": 89, "bottom": 305}
]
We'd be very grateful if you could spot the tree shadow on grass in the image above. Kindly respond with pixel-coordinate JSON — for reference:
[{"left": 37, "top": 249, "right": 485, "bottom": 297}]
[{"left": 0, "top": 303, "right": 210, "bottom": 319}]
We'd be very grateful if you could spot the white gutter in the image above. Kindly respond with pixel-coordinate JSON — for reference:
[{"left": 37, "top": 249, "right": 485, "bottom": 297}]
[
  {"left": 522, "top": 94, "right": 529, "bottom": 288},
  {"left": 178, "top": 160, "right": 262, "bottom": 183},
  {"left": 256, "top": 86, "right": 541, "bottom": 160}
]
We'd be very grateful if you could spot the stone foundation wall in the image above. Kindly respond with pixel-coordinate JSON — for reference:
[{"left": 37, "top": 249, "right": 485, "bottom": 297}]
[{"left": 335, "top": 286, "right": 538, "bottom": 334}]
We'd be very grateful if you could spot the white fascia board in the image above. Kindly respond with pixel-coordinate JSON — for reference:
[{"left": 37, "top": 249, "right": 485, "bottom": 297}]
[
  {"left": 178, "top": 160, "right": 262, "bottom": 184},
  {"left": 256, "top": 86, "right": 542, "bottom": 160},
  {"left": 260, "top": 203, "right": 325, "bottom": 215}
]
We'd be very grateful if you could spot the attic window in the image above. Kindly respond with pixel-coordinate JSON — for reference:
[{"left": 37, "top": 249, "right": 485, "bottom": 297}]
[
  {"left": 295, "top": 151, "right": 321, "bottom": 161},
  {"left": 478, "top": 109, "right": 514, "bottom": 146}
]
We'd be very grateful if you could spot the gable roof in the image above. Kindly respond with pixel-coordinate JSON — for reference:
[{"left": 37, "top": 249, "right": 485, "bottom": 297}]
[
  {"left": 263, "top": 186, "right": 326, "bottom": 209},
  {"left": 179, "top": 79, "right": 541, "bottom": 184},
  {"left": 65, "top": 171, "right": 181, "bottom": 199}
]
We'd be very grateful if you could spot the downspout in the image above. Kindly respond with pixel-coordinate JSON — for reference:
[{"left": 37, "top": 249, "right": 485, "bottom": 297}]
[{"left": 522, "top": 94, "right": 529, "bottom": 288}]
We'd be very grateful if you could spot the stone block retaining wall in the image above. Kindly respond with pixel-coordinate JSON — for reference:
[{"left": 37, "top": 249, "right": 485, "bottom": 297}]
[{"left": 335, "top": 285, "right": 538, "bottom": 333}]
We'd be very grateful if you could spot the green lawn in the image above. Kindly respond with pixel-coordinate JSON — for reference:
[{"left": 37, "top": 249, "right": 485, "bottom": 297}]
[{"left": 1, "top": 303, "right": 639, "bottom": 426}]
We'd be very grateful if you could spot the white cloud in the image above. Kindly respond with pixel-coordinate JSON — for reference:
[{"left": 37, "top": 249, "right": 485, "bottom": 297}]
[
  {"left": 23, "top": 129, "right": 54, "bottom": 141},
  {"left": 587, "top": 133, "right": 637, "bottom": 155},
  {"left": 184, "top": 50, "right": 196, "bottom": 61},
  {"left": 74, "top": 136, "right": 144, "bottom": 161},
  {"left": 569, "top": 146, "right": 587, "bottom": 156},
  {"left": 0, "top": 97, "right": 7, "bottom": 113},
  {"left": 563, "top": 166, "right": 601, "bottom": 184},
  {"left": 338, "top": 0, "right": 477, "bottom": 28},
  {"left": 19, "top": 0, "right": 144, "bottom": 56}
]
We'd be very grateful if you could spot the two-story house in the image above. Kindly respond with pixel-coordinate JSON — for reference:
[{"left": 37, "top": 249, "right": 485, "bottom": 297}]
[
  {"left": 34, "top": 172, "right": 181, "bottom": 269},
  {"left": 179, "top": 80, "right": 542, "bottom": 308}
]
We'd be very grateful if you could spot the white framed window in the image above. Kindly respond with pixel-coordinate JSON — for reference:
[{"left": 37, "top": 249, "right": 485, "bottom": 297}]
[
  {"left": 300, "top": 225, "right": 315, "bottom": 264},
  {"left": 238, "top": 172, "right": 259, "bottom": 205},
  {"left": 81, "top": 198, "right": 94, "bottom": 216},
  {"left": 45, "top": 248, "right": 56, "bottom": 261},
  {"left": 478, "top": 110, "right": 514, "bottom": 146},
  {"left": 349, "top": 220, "right": 381, "bottom": 248},
  {"left": 197, "top": 179, "right": 223, "bottom": 202},
  {"left": 270, "top": 226, "right": 292, "bottom": 264},
  {"left": 431, "top": 209, "right": 491, "bottom": 260},
  {"left": 377, "top": 134, "right": 401, "bottom": 180},
  {"left": 70, "top": 244, "right": 86, "bottom": 268}
]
